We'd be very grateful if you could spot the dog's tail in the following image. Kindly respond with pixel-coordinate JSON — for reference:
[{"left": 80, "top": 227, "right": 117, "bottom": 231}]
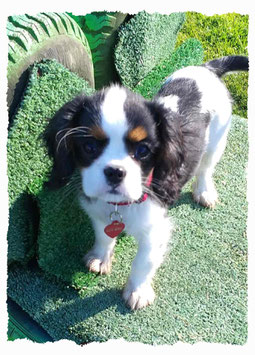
[{"left": 203, "top": 55, "right": 248, "bottom": 77}]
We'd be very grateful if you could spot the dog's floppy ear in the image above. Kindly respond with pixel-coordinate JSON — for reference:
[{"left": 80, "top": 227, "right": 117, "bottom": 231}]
[
  {"left": 147, "top": 101, "right": 185, "bottom": 205},
  {"left": 44, "top": 94, "right": 85, "bottom": 188}
]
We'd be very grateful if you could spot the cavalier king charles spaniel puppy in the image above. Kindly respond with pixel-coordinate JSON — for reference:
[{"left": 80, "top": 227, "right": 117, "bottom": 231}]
[{"left": 44, "top": 56, "right": 248, "bottom": 310}]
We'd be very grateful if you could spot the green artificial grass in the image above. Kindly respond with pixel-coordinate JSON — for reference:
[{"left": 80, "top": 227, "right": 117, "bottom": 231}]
[
  {"left": 37, "top": 182, "right": 99, "bottom": 291},
  {"left": 134, "top": 38, "right": 204, "bottom": 99},
  {"left": 176, "top": 12, "right": 248, "bottom": 118},
  {"left": 115, "top": 11, "right": 186, "bottom": 89},
  {"left": 8, "top": 115, "right": 248, "bottom": 344},
  {"left": 7, "top": 59, "right": 94, "bottom": 265}
]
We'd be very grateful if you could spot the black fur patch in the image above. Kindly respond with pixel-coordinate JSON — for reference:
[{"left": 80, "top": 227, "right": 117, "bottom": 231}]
[
  {"left": 155, "top": 77, "right": 203, "bottom": 116},
  {"left": 147, "top": 77, "right": 211, "bottom": 205},
  {"left": 123, "top": 90, "right": 160, "bottom": 178}
]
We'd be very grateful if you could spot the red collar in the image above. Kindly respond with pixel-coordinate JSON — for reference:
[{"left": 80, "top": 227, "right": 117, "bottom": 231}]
[{"left": 108, "top": 170, "right": 153, "bottom": 206}]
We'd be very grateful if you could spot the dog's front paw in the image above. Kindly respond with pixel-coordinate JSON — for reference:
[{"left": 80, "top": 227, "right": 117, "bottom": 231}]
[
  {"left": 83, "top": 250, "right": 113, "bottom": 275},
  {"left": 192, "top": 181, "right": 218, "bottom": 208},
  {"left": 123, "top": 281, "right": 155, "bottom": 310}
]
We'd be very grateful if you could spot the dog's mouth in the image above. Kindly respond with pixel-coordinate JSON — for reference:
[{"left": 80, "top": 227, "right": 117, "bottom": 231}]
[
  {"left": 106, "top": 187, "right": 133, "bottom": 203},
  {"left": 105, "top": 181, "right": 146, "bottom": 204},
  {"left": 108, "top": 186, "right": 121, "bottom": 195}
]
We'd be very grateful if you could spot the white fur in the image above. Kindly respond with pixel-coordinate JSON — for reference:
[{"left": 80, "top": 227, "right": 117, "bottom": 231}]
[
  {"left": 101, "top": 85, "right": 128, "bottom": 128},
  {"left": 157, "top": 94, "right": 179, "bottom": 112}
]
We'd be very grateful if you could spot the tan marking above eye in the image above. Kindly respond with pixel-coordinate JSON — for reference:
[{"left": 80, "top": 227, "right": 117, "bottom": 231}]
[
  {"left": 128, "top": 126, "right": 148, "bottom": 142},
  {"left": 90, "top": 125, "right": 107, "bottom": 140}
]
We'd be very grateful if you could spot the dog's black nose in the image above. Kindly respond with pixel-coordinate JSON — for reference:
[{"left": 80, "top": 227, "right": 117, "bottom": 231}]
[{"left": 104, "top": 166, "right": 126, "bottom": 185}]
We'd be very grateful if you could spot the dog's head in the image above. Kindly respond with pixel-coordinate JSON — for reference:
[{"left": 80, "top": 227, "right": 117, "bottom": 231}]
[{"left": 44, "top": 85, "right": 187, "bottom": 205}]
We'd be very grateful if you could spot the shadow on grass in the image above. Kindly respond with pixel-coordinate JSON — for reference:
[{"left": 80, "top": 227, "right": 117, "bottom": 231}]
[
  {"left": 41, "top": 281, "right": 134, "bottom": 343},
  {"left": 170, "top": 191, "right": 205, "bottom": 212},
  {"left": 24, "top": 258, "right": 133, "bottom": 339},
  {"left": 8, "top": 259, "right": 134, "bottom": 343}
]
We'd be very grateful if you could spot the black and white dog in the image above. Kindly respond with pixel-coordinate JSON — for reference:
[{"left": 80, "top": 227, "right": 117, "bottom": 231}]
[{"left": 45, "top": 56, "right": 248, "bottom": 310}]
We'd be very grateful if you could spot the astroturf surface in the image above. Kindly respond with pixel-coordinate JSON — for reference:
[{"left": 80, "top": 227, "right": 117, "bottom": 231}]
[{"left": 8, "top": 115, "right": 248, "bottom": 345}]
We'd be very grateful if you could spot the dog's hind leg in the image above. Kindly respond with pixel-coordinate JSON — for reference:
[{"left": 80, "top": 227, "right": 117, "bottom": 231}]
[{"left": 192, "top": 113, "right": 232, "bottom": 208}]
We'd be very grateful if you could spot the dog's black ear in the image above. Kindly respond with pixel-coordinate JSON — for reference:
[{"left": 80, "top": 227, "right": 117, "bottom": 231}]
[
  {"left": 44, "top": 95, "right": 85, "bottom": 188},
  {"left": 147, "top": 102, "right": 185, "bottom": 205}
]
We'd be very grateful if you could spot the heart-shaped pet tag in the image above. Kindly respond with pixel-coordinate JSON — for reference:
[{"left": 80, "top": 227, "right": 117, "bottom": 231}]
[{"left": 104, "top": 220, "right": 125, "bottom": 238}]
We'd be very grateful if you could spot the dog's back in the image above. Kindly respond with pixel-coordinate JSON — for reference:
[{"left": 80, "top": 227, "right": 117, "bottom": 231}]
[{"left": 154, "top": 55, "right": 248, "bottom": 207}]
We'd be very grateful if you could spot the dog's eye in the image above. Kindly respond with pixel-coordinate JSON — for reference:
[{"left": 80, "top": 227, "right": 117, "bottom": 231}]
[
  {"left": 83, "top": 138, "right": 99, "bottom": 155},
  {"left": 135, "top": 143, "right": 151, "bottom": 160}
]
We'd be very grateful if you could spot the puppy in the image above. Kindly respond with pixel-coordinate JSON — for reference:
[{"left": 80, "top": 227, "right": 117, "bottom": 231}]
[{"left": 45, "top": 56, "right": 248, "bottom": 310}]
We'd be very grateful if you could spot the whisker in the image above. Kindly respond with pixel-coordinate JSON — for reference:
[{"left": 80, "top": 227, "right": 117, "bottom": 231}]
[
  {"left": 143, "top": 186, "right": 163, "bottom": 205},
  {"left": 55, "top": 171, "right": 82, "bottom": 207},
  {"left": 55, "top": 126, "right": 92, "bottom": 139},
  {"left": 56, "top": 126, "right": 93, "bottom": 152},
  {"left": 140, "top": 177, "right": 165, "bottom": 204}
]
